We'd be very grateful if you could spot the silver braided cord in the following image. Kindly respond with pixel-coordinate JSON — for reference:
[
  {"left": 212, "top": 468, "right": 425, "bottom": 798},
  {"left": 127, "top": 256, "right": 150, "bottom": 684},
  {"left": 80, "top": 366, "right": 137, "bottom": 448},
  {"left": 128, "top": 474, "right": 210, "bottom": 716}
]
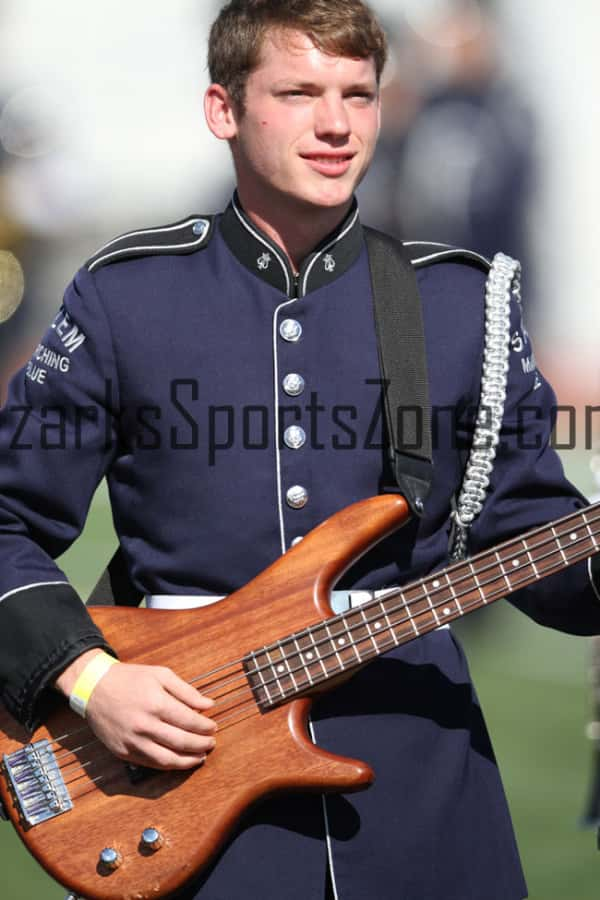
[{"left": 450, "top": 252, "right": 521, "bottom": 561}]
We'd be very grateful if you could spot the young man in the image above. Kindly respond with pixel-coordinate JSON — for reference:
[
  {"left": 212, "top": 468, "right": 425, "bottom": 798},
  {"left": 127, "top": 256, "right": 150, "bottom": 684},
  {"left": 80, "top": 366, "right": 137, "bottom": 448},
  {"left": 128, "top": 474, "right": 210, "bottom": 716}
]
[{"left": 0, "top": 2, "right": 599, "bottom": 898}]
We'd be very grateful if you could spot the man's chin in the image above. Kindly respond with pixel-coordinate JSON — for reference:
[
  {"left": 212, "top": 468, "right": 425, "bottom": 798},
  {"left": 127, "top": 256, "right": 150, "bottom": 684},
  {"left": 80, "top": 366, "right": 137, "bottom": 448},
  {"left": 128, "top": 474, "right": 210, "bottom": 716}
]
[{"left": 289, "top": 182, "right": 355, "bottom": 213}]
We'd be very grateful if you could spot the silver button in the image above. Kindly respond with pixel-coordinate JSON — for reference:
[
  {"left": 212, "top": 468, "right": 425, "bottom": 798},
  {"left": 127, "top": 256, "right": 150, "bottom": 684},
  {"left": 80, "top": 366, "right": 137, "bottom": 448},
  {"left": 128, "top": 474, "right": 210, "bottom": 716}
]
[
  {"left": 283, "top": 373, "right": 306, "bottom": 397},
  {"left": 286, "top": 485, "right": 308, "bottom": 509},
  {"left": 280, "top": 319, "right": 302, "bottom": 342},
  {"left": 99, "top": 848, "right": 123, "bottom": 871},
  {"left": 291, "top": 536, "right": 304, "bottom": 547},
  {"left": 141, "top": 828, "right": 164, "bottom": 851},
  {"left": 283, "top": 426, "right": 306, "bottom": 450},
  {"left": 192, "top": 220, "right": 206, "bottom": 236}
]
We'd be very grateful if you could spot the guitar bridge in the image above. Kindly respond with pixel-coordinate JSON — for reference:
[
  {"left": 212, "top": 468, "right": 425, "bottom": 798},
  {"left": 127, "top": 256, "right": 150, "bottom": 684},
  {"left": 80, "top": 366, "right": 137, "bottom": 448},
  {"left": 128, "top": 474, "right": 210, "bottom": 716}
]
[{"left": 2, "top": 740, "right": 73, "bottom": 828}]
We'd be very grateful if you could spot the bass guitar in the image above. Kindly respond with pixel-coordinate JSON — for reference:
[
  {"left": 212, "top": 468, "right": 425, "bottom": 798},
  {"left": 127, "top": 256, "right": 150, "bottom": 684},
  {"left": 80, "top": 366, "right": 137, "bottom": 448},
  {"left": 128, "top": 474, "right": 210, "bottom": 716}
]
[{"left": 1, "top": 493, "right": 599, "bottom": 899}]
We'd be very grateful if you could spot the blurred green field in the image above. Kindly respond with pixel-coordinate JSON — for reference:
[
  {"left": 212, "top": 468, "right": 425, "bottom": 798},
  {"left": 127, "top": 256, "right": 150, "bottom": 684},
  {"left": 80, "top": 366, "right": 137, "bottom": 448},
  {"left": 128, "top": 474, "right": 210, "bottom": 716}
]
[{"left": 1, "top": 449, "right": 598, "bottom": 899}]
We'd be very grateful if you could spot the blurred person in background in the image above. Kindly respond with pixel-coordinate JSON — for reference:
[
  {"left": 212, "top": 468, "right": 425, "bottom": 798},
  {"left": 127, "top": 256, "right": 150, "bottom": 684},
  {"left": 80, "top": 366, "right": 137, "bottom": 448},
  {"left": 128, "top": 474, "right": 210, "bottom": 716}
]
[
  {"left": 360, "top": 0, "right": 536, "bottom": 304},
  {"left": 0, "top": 2, "right": 598, "bottom": 900}
]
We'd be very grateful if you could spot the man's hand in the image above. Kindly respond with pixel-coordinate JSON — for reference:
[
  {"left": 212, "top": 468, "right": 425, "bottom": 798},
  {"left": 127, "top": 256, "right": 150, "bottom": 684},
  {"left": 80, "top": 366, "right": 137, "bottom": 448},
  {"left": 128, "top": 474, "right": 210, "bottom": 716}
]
[{"left": 55, "top": 650, "right": 216, "bottom": 770}]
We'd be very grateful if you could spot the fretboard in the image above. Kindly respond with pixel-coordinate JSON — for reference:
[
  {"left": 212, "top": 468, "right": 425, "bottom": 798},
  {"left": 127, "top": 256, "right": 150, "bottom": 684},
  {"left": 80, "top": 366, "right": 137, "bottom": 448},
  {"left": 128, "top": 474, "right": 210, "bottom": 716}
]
[{"left": 246, "top": 502, "right": 600, "bottom": 709}]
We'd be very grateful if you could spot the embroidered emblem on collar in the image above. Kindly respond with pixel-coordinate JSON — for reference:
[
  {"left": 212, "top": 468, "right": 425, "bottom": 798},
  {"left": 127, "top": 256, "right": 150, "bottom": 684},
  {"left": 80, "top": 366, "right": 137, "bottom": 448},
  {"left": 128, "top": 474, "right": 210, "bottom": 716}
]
[
  {"left": 323, "top": 253, "right": 336, "bottom": 273},
  {"left": 257, "top": 252, "right": 272, "bottom": 271}
]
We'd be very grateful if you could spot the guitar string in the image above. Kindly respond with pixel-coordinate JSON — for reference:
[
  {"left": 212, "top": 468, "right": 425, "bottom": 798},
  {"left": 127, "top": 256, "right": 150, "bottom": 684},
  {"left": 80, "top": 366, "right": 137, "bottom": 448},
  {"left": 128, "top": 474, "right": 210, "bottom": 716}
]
[
  {"left": 63, "top": 540, "right": 595, "bottom": 801},
  {"left": 55, "top": 526, "right": 599, "bottom": 792},
  {"left": 187, "top": 516, "right": 600, "bottom": 700},
  {"left": 54, "top": 501, "right": 600, "bottom": 793},
  {"left": 64, "top": 707, "right": 264, "bottom": 799},
  {"left": 180, "top": 524, "right": 600, "bottom": 712},
  {"left": 190, "top": 535, "right": 599, "bottom": 718},
  {"left": 25, "top": 505, "right": 600, "bottom": 760},
  {"left": 41, "top": 512, "right": 600, "bottom": 765},
  {"left": 187, "top": 508, "right": 600, "bottom": 696}
]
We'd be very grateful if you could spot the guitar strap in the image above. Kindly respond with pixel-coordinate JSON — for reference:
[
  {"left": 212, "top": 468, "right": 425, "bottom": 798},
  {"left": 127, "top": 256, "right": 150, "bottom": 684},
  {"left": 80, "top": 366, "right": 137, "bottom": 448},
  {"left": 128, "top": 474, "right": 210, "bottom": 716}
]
[{"left": 363, "top": 227, "right": 433, "bottom": 516}]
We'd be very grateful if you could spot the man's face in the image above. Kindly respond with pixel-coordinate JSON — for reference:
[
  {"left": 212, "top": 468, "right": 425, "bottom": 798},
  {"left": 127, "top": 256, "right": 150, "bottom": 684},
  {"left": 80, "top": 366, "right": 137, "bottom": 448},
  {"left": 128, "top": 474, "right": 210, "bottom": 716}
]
[{"left": 230, "top": 29, "right": 381, "bottom": 212}]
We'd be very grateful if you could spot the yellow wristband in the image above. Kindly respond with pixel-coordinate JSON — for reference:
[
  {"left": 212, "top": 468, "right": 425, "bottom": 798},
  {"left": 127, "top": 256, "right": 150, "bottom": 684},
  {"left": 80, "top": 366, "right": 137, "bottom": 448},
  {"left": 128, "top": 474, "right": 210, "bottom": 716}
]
[{"left": 69, "top": 651, "right": 118, "bottom": 718}]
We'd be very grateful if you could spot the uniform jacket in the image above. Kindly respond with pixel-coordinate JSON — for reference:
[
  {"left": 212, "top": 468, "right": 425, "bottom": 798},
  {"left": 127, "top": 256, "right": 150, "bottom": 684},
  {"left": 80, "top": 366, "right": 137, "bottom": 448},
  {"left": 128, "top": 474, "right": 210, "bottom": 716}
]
[{"left": 1, "top": 195, "right": 599, "bottom": 900}]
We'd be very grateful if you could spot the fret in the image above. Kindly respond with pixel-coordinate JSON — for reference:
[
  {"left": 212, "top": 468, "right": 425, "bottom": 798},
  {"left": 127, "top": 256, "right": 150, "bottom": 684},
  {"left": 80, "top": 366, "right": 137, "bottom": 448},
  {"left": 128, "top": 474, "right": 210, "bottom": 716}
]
[
  {"left": 292, "top": 635, "right": 319, "bottom": 684},
  {"left": 445, "top": 572, "right": 463, "bottom": 615},
  {"left": 328, "top": 613, "right": 364, "bottom": 665},
  {"left": 345, "top": 612, "right": 367, "bottom": 663},
  {"left": 254, "top": 653, "right": 275, "bottom": 705},
  {"left": 495, "top": 551, "right": 512, "bottom": 591},
  {"left": 522, "top": 539, "right": 540, "bottom": 579},
  {"left": 378, "top": 600, "right": 401, "bottom": 647},
  {"left": 266, "top": 645, "right": 295, "bottom": 697},
  {"left": 583, "top": 510, "right": 599, "bottom": 551},
  {"left": 423, "top": 574, "right": 460, "bottom": 622},
  {"left": 561, "top": 525, "right": 595, "bottom": 563},
  {"left": 323, "top": 620, "right": 347, "bottom": 672},
  {"left": 551, "top": 526, "right": 569, "bottom": 566},
  {"left": 422, "top": 582, "right": 441, "bottom": 626},
  {"left": 403, "top": 597, "right": 420, "bottom": 637},
  {"left": 469, "top": 561, "right": 487, "bottom": 604},
  {"left": 359, "top": 607, "right": 381, "bottom": 654}
]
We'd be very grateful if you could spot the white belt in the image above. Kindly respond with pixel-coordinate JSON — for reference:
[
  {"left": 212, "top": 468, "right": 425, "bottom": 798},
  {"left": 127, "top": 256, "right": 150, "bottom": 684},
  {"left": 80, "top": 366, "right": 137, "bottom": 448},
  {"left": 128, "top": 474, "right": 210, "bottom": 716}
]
[{"left": 145, "top": 590, "right": 450, "bottom": 628}]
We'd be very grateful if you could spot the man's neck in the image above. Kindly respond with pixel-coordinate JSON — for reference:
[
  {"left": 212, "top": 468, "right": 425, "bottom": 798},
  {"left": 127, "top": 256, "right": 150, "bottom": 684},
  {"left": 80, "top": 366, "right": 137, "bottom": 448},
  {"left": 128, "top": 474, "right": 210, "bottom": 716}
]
[{"left": 236, "top": 189, "right": 352, "bottom": 273}]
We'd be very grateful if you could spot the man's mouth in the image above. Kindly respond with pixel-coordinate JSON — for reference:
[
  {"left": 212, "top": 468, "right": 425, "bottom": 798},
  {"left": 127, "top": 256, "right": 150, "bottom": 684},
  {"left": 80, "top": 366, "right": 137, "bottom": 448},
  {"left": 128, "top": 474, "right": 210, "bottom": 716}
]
[{"left": 300, "top": 153, "right": 355, "bottom": 176}]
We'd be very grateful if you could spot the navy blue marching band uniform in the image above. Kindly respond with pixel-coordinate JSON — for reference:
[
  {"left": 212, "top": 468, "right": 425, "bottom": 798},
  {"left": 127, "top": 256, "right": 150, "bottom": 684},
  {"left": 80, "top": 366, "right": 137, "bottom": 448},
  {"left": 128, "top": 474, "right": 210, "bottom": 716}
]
[{"left": 1, "top": 194, "right": 600, "bottom": 899}]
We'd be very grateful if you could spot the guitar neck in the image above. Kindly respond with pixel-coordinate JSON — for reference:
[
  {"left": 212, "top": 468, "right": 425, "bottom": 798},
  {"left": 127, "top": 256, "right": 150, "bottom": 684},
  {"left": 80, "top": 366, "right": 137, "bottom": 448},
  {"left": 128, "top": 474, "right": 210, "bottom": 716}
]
[{"left": 246, "top": 502, "right": 600, "bottom": 709}]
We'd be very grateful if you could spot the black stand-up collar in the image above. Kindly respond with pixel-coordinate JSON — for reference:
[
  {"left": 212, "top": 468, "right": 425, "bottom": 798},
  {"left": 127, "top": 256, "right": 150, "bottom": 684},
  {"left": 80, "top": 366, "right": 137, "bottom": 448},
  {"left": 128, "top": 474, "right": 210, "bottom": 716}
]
[{"left": 219, "top": 191, "right": 363, "bottom": 298}]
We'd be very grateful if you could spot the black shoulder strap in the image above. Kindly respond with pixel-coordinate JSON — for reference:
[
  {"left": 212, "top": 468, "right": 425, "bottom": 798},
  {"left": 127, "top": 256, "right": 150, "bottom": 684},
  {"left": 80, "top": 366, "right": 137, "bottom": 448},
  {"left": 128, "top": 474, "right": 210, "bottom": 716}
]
[{"left": 363, "top": 227, "right": 433, "bottom": 516}]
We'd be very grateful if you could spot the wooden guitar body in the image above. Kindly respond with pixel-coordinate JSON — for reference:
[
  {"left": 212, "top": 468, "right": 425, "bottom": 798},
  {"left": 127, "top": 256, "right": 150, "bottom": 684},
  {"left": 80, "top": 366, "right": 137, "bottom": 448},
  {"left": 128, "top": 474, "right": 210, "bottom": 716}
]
[{"left": 0, "top": 494, "right": 410, "bottom": 900}]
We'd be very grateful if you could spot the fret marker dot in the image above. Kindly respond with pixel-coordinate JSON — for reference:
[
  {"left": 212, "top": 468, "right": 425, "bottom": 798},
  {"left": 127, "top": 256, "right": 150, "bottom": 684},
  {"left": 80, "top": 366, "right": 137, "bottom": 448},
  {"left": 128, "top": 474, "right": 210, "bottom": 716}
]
[
  {"left": 570, "top": 533, "right": 578, "bottom": 541},
  {"left": 432, "top": 580, "right": 440, "bottom": 588},
  {"left": 375, "top": 622, "right": 382, "bottom": 630},
  {"left": 277, "top": 665, "right": 285, "bottom": 674},
  {"left": 443, "top": 607, "right": 451, "bottom": 616},
  {"left": 305, "top": 652, "right": 314, "bottom": 661},
  {"left": 512, "top": 559, "right": 520, "bottom": 567},
  {"left": 338, "top": 638, "right": 346, "bottom": 646}
]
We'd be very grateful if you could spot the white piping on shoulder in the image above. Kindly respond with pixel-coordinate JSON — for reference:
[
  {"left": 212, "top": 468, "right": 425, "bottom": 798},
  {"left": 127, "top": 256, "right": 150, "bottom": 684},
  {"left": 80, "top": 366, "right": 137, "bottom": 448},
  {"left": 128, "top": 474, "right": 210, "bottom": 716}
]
[
  {"left": 0, "top": 580, "right": 70, "bottom": 605},
  {"left": 88, "top": 234, "right": 210, "bottom": 273},
  {"left": 301, "top": 207, "right": 359, "bottom": 296},
  {"left": 408, "top": 247, "right": 490, "bottom": 268},
  {"left": 232, "top": 196, "right": 291, "bottom": 295},
  {"left": 273, "top": 296, "right": 301, "bottom": 555},
  {"left": 90, "top": 217, "right": 208, "bottom": 257}
]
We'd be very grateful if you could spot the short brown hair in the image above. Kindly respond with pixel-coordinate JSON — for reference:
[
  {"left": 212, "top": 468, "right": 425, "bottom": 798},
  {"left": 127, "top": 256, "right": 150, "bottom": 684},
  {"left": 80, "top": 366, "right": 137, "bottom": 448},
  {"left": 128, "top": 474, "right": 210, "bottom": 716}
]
[{"left": 208, "top": 0, "right": 388, "bottom": 112}]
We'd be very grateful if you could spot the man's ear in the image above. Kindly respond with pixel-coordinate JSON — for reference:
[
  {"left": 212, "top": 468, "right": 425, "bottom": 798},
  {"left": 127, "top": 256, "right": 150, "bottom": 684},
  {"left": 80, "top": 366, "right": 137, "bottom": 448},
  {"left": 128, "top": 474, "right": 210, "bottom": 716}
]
[{"left": 204, "top": 84, "right": 239, "bottom": 141}]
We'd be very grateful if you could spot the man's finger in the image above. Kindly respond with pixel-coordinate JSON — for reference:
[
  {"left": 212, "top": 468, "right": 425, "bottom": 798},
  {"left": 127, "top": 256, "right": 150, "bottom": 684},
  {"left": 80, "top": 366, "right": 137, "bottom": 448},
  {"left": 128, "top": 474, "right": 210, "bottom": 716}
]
[
  {"left": 149, "top": 720, "right": 217, "bottom": 756},
  {"left": 159, "top": 668, "right": 216, "bottom": 711},
  {"left": 156, "top": 695, "right": 218, "bottom": 736}
]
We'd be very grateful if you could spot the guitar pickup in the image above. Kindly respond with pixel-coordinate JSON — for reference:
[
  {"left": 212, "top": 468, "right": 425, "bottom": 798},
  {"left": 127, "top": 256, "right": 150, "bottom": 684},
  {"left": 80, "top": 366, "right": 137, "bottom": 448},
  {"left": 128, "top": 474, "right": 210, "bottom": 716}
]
[{"left": 2, "top": 740, "right": 73, "bottom": 828}]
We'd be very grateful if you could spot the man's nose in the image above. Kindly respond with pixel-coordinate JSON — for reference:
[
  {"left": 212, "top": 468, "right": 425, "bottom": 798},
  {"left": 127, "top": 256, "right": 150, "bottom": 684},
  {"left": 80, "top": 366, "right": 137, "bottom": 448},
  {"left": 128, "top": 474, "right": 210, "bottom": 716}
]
[{"left": 314, "top": 95, "right": 351, "bottom": 142}]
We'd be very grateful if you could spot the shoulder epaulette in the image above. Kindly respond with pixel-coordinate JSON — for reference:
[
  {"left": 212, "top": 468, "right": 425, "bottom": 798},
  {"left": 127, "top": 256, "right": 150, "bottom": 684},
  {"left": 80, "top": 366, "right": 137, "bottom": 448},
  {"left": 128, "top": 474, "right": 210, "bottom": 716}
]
[
  {"left": 86, "top": 215, "right": 214, "bottom": 273},
  {"left": 402, "top": 240, "right": 490, "bottom": 271}
]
